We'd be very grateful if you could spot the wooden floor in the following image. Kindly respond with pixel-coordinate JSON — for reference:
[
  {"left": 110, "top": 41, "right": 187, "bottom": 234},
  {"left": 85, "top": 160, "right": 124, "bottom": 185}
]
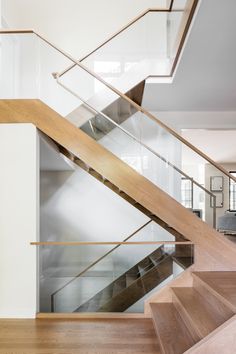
[{"left": 0, "top": 318, "right": 160, "bottom": 354}]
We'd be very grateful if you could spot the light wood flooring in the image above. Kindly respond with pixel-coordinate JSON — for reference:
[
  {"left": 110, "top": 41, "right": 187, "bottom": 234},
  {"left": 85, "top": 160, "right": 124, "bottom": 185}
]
[{"left": 0, "top": 318, "right": 160, "bottom": 354}]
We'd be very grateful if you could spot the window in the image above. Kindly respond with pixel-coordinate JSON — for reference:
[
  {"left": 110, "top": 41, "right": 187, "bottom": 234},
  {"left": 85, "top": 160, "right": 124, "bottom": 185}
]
[
  {"left": 229, "top": 171, "right": 236, "bottom": 211},
  {"left": 181, "top": 177, "right": 192, "bottom": 208}
]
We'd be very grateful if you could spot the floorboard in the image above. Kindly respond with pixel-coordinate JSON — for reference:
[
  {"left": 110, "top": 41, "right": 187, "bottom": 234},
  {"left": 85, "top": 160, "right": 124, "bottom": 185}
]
[{"left": 0, "top": 318, "right": 160, "bottom": 354}]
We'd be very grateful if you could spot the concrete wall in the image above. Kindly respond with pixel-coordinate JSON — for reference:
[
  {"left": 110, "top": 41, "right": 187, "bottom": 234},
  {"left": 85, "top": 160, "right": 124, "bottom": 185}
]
[{"left": 0, "top": 124, "right": 39, "bottom": 318}]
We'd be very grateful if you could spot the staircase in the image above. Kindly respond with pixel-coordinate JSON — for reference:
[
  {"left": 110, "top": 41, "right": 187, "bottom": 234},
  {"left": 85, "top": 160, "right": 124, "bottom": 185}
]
[
  {"left": 75, "top": 246, "right": 174, "bottom": 313},
  {"left": 60, "top": 147, "right": 187, "bottom": 242},
  {"left": 149, "top": 271, "right": 236, "bottom": 353},
  {"left": 70, "top": 80, "right": 145, "bottom": 133},
  {"left": 1, "top": 2, "right": 236, "bottom": 351}
]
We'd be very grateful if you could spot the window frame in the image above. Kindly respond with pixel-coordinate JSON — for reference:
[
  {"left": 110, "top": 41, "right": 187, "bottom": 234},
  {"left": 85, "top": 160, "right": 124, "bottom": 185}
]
[{"left": 229, "top": 171, "right": 236, "bottom": 211}]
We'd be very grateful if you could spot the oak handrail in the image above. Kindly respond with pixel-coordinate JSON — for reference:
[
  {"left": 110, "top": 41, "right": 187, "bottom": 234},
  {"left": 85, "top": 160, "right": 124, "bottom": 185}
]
[
  {"left": 56, "top": 4, "right": 186, "bottom": 79},
  {"left": 56, "top": 0, "right": 198, "bottom": 79},
  {"left": 31, "top": 241, "right": 193, "bottom": 245},
  {"left": 46, "top": 220, "right": 152, "bottom": 311},
  {"left": 0, "top": 26, "right": 236, "bottom": 185},
  {"left": 57, "top": 79, "right": 217, "bottom": 227},
  {"left": 48, "top": 221, "right": 154, "bottom": 311}
]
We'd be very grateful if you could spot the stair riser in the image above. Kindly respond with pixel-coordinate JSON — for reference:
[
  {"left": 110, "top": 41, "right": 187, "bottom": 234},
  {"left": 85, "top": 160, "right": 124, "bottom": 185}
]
[
  {"left": 100, "top": 257, "right": 173, "bottom": 312},
  {"left": 150, "top": 303, "right": 196, "bottom": 354},
  {"left": 172, "top": 292, "right": 201, "bottom": 342},
  {"left": 192, "top": 274, "right": 235, "bottom": 316}
]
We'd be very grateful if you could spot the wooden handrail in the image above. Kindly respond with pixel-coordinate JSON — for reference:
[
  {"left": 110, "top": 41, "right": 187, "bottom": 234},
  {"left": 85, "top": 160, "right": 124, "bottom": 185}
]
[
  {"left": 49, "top": 220, "right": 152, "bottom": 301},
  {"left": 57, "top": 79, "right": 216, "bottom": 202},
  {"left": 1, "top": 99, "right": 236, "bottom": 271},
  {"left": 1, "top": 11, "right": 236, "bottom": 185},
  {"left": 56, "top": 6, "right": 184, "bottom": 78},
  {"left": 31, "top": 241, "right": 193, "bottom": 245},
  {"left": 169, "top": 0, "right": 175, "bottom": 11}
]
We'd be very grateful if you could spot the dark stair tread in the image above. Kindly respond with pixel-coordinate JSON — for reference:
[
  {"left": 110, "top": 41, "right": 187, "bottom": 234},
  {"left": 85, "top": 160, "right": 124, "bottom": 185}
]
[
  {"left": 126, "top": 274, "right": 138, "bottom": 287},
  {"left": 172, "top": 256, "right": 193, "bottom": 269},
  {"left": 149, "top": 251, "right": 165, "bottom": 266},
  {"left": 99, "top": 288, "right": 113, "bottom": 306},
  {"left": 138, "top": 258, "right": 153, "bottom": 275},
  {"left": 112, "top": 281, "right": 126, "bottom": 297},
  {"left": 150, "top": 302, "right": 196, "bottom": 354}
]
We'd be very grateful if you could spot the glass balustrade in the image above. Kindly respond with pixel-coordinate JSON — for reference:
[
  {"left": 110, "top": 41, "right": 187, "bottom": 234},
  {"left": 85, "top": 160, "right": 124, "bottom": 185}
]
[
  {"left": 0, "top": 29, "right": 231, "bottom": 231},
  {"left": 58, "top": 0, "right": 196, "bottom": 90},
  {"left": 40, "top": 220, "right": 193, "bottom": 313},
  {"left": 0, "top": 1, "right": 233, "bottom": 315}
]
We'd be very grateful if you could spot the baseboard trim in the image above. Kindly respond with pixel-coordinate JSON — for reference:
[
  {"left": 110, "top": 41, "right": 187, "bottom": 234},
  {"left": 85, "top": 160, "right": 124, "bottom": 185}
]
[{"left": 36, "top": 312, "right": 150, "bottom": 319}]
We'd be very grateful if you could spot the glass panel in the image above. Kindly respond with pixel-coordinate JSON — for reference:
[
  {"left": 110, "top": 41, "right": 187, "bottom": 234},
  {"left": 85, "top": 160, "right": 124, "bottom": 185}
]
[
  {"left": 0, "top": 33, "right": 79, "bottom": 116},
  {"left": 56, "top": 59, "right": 221, "bottom": 229},
  {"left": 58, "top": 3, "right": 194, "bottom": 90},
  {"left": 172, "top": 0, "right": 188, "bottom": 10},
  {"left": 82, "top": 12, "right": 171, "bottom": 84},
  {"left": 0, "top": 31, "right": 230, "bottom": 231},
  {"left": 42, "top": 228, "right": 193, "bottom": 313},
  {"left": 0, "top": 33, "right": 39, "bottom": 98}
]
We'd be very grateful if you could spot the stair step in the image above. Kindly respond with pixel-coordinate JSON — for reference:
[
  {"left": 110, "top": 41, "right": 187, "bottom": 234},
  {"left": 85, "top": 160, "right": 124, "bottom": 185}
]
[
  {"left": 150, "top": 302, "right": 196, "bottom": 354},
  {"left": 149, "top": 248, "right": 164, "bottom": 265},
  {"left": 103, "top": 180, "right": 119, "bottom": 192},
  {"left": 89, "top": 169, "right": 103, "bottom": 181},
  {"left": 74, "top": 158, "right": 89, "bottom": 171},
  {"left": 138, "top": 258, "right": 153, "bottom": 276},
  {"left": 172, "top": 287, "right": 232, "bottom": 341},
  {"left": 119, "top": 193, "right": 136, "bottom": 204},
  {"left": 193, "top": 272, "right": 236, "bottom": 312},
  {"left": 149, "top": 254, "right": 164, "bottom": 266},
  {"left": 112, "top": 280, "right": 126, "bottom": 297},
  {"left": 172, "top": 256, "right": 193, "bottom": 269},
  {"left": 76, "top": 295, "right": 101, "bottom": 312},
  {"left": 126, "top": 274, "right": 138, "bottom": 287},
  {"left": 134, "top": 203, "right": 151, "bottom": 215},
  {"left": 99, "top": 288, "right": 113, "bottom": 306}
]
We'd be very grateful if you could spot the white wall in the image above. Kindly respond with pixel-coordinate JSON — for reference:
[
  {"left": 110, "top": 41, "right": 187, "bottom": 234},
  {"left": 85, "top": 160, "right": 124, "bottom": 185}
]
[
  {"left": 2, "top": 0, "right": 166, "bottom": 58},
  {"left": 0, "top": 123, "right": 39, "bottom": 318}
]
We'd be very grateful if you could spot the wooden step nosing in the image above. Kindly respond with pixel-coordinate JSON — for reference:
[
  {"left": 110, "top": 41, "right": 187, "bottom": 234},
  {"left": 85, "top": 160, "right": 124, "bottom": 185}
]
[
  {"left": 183, "top": 314, "right": 236, "bottom": 354},
  {"left": 151, "top": 314, "right": 168, "bottom": 354},
  {"left": 150, "top": 303, "right": 196, "bottom": 354},
  {"left": 193, "top": 273, "right": 236, "bottom": 313},
  {"left": 172, "top": 290, "right": 202, "bottom": 341}
]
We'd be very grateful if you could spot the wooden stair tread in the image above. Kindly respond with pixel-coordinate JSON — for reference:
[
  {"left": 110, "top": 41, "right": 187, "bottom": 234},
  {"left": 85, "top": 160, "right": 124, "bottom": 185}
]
[
  {"left": 150, "top": 302, "right": 196, "bottom": 354},
  {"left": 172, "top": 287, "right": 231, "bottom": 339},
  {"left": 113, "top": 281, "right": 126, "bottom": 296},
  {"left": 193, "top": 272, "right": 236, "bottom": 312},
  {"left": 172, "top": 256, "right": 192, "bottom": 269},
  {"left": 2, "top": 99, "right": 236, "bottom": 273},
  {"left": 126, "top": 274, "right": 138, "bottom": 287}
]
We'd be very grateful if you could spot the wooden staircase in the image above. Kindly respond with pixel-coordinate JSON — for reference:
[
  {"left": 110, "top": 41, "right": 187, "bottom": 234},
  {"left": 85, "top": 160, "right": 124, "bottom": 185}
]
[
  {"left": 59, "top": 147, "right": 187, "bottom": 242},
  {"left": 1, "top": 99, "right": 236, "bottom": 352},
  {"left": 149, "top": 271, "right": 236, "bottom": 354},
  {"left": 75, "top": 246, "right": 176, "bottom": 313},
  {"left": 78, "top": 81, "right": 145, "bottom": 139}
]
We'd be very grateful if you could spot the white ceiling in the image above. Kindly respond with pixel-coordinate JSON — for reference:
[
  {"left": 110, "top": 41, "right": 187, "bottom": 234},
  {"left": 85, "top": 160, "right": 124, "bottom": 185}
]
[
  {"left": 182, "top": 129, "right": 236, "bottom": 163},
  {"left": 143, "top": 0, "right": 236, "bottom": 111}
]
